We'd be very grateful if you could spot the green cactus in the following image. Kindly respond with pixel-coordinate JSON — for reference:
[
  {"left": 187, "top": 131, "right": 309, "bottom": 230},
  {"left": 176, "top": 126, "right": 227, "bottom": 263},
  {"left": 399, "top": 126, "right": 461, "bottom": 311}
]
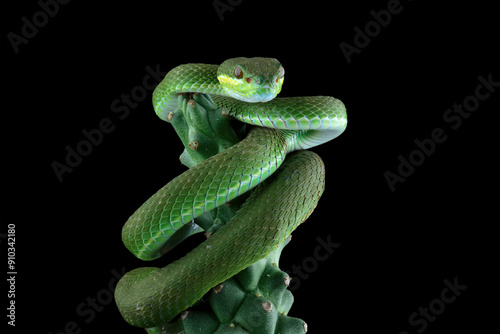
[
  {"left": 147, "top": 237, "right": 306, "bottom": 334},
  {"left": 144, "top": 93, "right": 307, "bottom": 334}
]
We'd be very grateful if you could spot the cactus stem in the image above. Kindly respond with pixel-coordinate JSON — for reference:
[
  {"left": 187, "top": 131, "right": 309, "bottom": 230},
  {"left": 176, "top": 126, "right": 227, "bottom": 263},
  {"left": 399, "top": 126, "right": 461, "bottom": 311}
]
[{"left": 146, "top": 93, "right": 308, "bottom": 333}]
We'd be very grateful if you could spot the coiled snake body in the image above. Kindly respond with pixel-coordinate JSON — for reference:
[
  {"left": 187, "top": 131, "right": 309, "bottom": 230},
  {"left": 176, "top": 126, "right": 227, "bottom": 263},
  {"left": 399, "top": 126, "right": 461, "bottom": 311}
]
[{"left": 115, "top": 58, "right": 347, "bottom": 328}]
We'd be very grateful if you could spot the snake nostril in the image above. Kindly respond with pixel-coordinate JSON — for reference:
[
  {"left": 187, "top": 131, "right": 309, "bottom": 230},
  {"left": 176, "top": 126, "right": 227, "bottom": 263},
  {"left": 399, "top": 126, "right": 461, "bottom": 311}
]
[{"left": 246, "top": 78, "right": 252, "bottom": 84}]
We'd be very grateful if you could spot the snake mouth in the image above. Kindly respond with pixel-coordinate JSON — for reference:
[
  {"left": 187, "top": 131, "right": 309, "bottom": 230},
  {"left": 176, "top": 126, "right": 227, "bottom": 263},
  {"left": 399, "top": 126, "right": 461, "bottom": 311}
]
[
  {"left": 258, "top": 92, "right": 277, "bottom": 102},
  {"left": 250, "top": 87, "right": 277, "bottom": 102}
]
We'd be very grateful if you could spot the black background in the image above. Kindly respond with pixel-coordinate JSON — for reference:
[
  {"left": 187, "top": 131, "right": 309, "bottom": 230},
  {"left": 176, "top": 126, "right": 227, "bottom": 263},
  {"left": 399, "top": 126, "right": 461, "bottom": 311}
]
[{"left": 1, "top": 1, "right": 499, "bottom": 334}]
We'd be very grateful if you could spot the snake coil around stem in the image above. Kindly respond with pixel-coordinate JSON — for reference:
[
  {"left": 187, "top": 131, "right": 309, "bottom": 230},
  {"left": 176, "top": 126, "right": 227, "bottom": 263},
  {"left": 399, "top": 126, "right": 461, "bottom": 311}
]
[{"left": 115, "top": 58, "right": 347, "bottom": 333}]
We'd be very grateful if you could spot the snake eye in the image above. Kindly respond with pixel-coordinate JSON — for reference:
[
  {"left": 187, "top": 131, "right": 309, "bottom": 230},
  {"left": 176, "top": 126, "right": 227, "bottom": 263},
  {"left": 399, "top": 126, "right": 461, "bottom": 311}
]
[
  {"left": 234, "top": 66, "right": 244, "bottom": 79},
  {"left": 277, "top": 66, "right": 285, "bottom": 82}
]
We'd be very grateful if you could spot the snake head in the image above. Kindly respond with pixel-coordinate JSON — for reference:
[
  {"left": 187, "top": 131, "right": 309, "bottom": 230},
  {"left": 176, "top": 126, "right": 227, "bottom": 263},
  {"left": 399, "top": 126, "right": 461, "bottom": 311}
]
[{"left": 217, "top": 57, "right": 285, "bottom": 102}]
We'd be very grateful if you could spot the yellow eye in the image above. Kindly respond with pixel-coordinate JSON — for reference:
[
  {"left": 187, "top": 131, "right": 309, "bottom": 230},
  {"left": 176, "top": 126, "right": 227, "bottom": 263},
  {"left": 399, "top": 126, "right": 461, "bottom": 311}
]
[{"left": 234, "top": 66, "right": 244, "bottom": 79}]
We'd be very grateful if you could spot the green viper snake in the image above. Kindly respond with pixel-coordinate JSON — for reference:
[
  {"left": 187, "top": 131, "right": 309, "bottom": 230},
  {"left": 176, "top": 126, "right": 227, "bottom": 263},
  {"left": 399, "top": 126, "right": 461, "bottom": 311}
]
[{"left": 115, "top": 57, "right": 347, "bottom": 328}]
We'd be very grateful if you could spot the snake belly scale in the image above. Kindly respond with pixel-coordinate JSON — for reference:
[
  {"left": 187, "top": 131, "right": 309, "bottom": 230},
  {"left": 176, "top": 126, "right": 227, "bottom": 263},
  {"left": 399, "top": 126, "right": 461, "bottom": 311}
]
[{"left": 115, "top": 57, "right": 347, "bottom": 328}]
